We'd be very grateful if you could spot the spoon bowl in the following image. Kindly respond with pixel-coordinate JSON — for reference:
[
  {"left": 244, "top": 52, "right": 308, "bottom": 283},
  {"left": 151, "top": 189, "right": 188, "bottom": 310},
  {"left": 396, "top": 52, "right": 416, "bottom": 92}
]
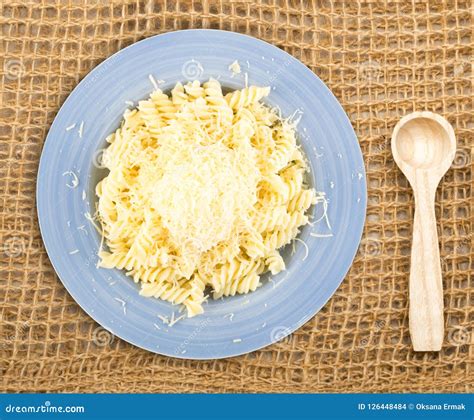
[
  {"left": 391, "top": 111, "right": 456, "bottom": 352},
  {"left": 392, "top": 113, "right": 456, "bottom": 184},
  {"left": 394, "top": 117, "right": 454, "bottom": 169}
]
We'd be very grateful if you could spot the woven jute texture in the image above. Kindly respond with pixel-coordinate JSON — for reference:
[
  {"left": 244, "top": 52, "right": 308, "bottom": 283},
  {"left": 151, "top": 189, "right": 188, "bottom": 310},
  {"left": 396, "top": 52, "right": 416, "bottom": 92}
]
[{"left": 1, "top": 1, "right": 472, "bottom": 393}]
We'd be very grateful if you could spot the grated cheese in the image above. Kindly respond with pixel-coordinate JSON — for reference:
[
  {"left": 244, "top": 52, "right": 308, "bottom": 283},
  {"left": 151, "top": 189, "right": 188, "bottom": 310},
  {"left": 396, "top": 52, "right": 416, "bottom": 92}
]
[
  {"left": 77, "top": 225, "right": 87, "bottom": 235},
  {"left": 148, "top": 74, "right": 159, "bottom": 90},
  {"left": 229, "top": 60, "right": 241, "bottom": 76},
  {"left": 224, "top": 313, "right": 234, "bottom": 321},
  {"left": 78, "top": 121, "right": 84, "bottom": 138},
  {"left": 114, "top": 298, "right": 127, "bottom": 315},
  {"left": 169, "top": 312, "right": 185, "bottom": 327},
  {"left": 148, "top": 140, "right": 260, "bottom": 278},
  {"left": 313, "top": 192, "right": 332, "bottom": 230},
  {"left": 62, "top": 171, "right": 79, "bottom": 188},
  {"left": 293, "top": 237, "right": 309, "bottom": 261},
  {"left": 310, "top": 232, "right": 334, "bottom": 238},
  {"left": 158, "top": 315, "right": 170, "bottom": 325},
  {"left": 84, "top": 212, "right": 102, "bottom": 234},
  {"left": 312, "top": 146, "right": 323, "bottom": 158}
]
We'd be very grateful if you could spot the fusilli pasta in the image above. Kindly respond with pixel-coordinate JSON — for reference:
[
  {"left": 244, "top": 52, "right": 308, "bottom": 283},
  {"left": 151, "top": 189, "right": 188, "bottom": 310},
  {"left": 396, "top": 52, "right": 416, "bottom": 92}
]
[{"left": 96, "top": 79, "right": 315, "bottom": 317}]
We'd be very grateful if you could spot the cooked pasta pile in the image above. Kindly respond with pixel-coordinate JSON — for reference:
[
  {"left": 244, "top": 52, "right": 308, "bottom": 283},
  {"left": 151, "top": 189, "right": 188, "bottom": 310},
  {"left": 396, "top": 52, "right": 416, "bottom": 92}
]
[{"left": 96, "top": 79, "right": 315, "bottom": 316}]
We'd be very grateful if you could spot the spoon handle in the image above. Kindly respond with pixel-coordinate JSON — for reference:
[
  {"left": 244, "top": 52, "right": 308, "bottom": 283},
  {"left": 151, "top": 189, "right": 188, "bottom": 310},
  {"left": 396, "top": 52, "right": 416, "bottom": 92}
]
[{"left": 409, "top": 173, "right": 444, "bottom": 351}]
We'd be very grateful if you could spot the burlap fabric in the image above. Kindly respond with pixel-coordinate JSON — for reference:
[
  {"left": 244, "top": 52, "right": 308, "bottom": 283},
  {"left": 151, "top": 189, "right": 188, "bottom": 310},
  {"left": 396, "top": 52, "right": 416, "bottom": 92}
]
[{"left": 1, "top": 0, "right": 472, "bottom": 393}]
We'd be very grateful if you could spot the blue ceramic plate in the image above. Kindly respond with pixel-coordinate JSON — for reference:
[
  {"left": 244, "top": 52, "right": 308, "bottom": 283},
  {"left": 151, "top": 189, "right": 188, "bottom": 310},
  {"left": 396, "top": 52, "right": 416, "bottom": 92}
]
[{"left": 37, "top": 30, "right": 366, "bottom": 359}]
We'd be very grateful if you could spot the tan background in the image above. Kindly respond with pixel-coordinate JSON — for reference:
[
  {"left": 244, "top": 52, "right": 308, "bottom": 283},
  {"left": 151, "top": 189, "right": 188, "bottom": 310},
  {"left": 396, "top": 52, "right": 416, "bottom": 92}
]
[{"left": 1, "top": 0, "right": 472, "bottom": 393}]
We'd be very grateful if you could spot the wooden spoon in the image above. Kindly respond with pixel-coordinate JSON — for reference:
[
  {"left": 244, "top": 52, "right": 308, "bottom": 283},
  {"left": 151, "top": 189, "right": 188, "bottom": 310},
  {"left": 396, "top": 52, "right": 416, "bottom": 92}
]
[{"left": 391, "top": 111, "right": 456, "bottom": 351}]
